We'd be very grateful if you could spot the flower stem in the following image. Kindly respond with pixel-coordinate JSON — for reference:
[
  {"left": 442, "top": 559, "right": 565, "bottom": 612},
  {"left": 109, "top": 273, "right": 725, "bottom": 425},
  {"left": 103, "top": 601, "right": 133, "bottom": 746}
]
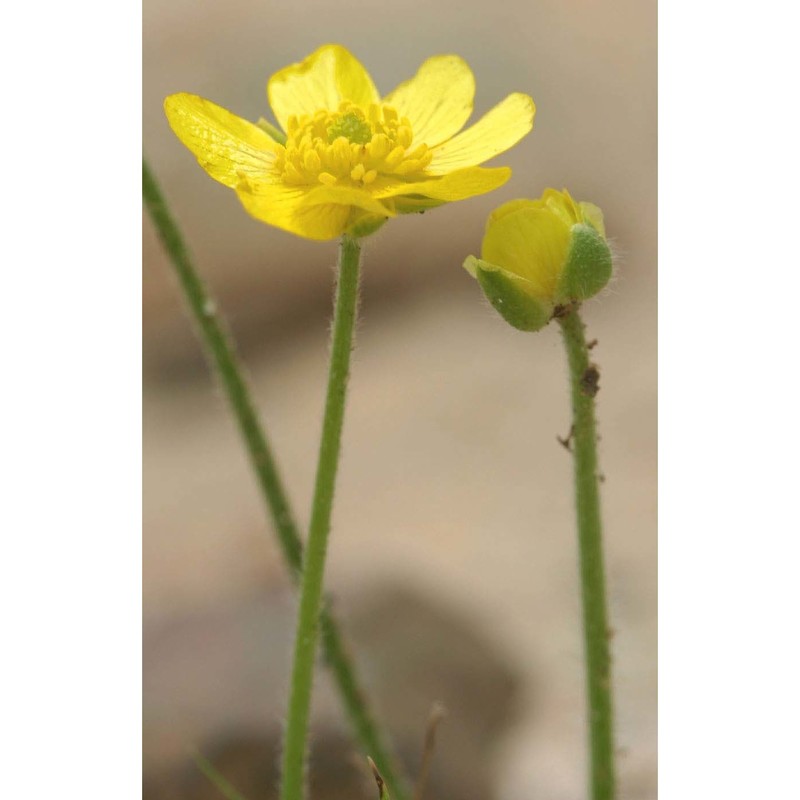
[
  {"left": 280, "top": 235, "right": 362, "bottom": 800},
  {"left": 556, "top": 307, "right": 616, "bottom": 800},
  {"left": 143, "top": 161, "right": 409, "bottom": 800}
]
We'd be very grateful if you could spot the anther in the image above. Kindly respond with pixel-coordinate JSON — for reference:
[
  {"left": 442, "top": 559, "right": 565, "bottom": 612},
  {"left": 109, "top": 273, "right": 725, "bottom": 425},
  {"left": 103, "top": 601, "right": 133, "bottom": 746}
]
[
  {"left": 384, "top": 146, "right": 405, "bottom": 170},
  {"left": 397, "top": 126, "right": 413, "bottom": 149},
  {"left": 368, "top": 134, "right": 391, "bottom": 160},
  {"left": 303, "top": 150, "right": 321, "bottom": 173},
  {"left": 284, "top": 162, "right": 304, "bottom": 184},
  {"left": 395, "top": 159, "right": 423, "bottom": 175}
]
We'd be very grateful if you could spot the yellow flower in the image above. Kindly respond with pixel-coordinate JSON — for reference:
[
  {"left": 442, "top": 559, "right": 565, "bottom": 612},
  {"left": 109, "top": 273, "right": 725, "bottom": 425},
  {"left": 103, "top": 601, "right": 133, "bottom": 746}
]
[
  {"left": 164, "top": 44, "right": 535, "bottom": 241},
  {"left": 464, "top": 189, "right": 612, "bottom": 331}
]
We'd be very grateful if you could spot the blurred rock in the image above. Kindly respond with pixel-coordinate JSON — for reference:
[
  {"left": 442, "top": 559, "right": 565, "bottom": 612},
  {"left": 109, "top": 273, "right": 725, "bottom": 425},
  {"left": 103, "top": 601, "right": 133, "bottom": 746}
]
[
  {"left": 345, "top": 584, "right": 521, "bottom": 800},
  {"left": 143, "top": 583, "right": 521, "bottom": 800},
  {"left": 143, "top": 729, "right": 370, "bottom": 800}
]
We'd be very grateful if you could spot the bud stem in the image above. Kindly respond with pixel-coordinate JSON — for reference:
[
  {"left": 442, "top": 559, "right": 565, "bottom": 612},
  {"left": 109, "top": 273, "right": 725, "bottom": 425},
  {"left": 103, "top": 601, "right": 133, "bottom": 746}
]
[
  {"left": 280, "top": 235, "right": 363, "bottom": 800},
  {"left": 557, "top": 308, "right": 616, "bottom": 800}
]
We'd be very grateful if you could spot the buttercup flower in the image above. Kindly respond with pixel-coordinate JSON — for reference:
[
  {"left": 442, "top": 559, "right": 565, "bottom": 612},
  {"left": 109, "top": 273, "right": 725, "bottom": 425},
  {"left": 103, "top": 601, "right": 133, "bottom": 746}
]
[
  {"left": 164, "top": 44, "right": 535, "bottom": 241},
  {"left": 463, "top": 189, "right": 612, "bottom": 331}
]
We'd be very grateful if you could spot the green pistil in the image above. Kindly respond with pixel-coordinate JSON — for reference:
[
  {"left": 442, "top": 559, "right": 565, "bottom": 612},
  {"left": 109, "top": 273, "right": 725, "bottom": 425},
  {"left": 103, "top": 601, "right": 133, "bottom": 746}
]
[{"left": 327, "top": 112, "right": 372, "bottom": 144}]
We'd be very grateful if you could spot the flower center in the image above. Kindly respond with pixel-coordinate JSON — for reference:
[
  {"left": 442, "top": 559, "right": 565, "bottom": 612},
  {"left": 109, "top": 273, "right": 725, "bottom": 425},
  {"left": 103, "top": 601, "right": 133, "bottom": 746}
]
[
  {"left": 326, "top": 111, "right": 373, "bottom": 145},
  {"left": 276, "top": 102, "right": 433, "bottom": 188}
]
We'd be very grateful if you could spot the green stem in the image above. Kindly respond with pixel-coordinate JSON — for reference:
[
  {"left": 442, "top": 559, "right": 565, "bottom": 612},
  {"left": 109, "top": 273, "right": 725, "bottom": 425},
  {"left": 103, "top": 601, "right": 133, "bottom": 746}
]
[
  {"left": 557, "top": 308, "right": 616, "bottom": 800},
  {"left": 280, "top": 235, "right": 362, "bottom": 800},
  {"left": 142, "top": 160, "right": 301, "bottom": 571},
  {"left": 190, "top": 749, "right": 248, "bottom": 800},
  {"left": 143, "top": 161, "right": 409, "bottom": 800}
]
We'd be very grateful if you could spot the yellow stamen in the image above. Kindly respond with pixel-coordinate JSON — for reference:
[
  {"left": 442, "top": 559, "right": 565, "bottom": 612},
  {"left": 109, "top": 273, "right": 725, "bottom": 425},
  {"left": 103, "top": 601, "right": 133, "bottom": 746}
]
[
  {"left": 274, "top": 102, "right": 432, "bottom": 187},
  {"left": 303, "top": 150, "right": 321, "bottom": 173},
  {"left": 397, "top": 126, "right": 413, "bottom": 149},
  {"left": 368, "top": 134, "right": 391, "bottom": 160},
  {"left": 395, "top": 159, "right": 423, "bottom": 175},
  {"left": 384, "top": 146, "right": 406, "bottom": 171}
]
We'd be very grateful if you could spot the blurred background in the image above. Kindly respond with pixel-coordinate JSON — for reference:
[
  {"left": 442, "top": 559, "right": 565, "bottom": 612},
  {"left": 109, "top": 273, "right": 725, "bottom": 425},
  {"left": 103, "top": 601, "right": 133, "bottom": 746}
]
[{"left": 143, "top": 1, "right": 656, "bottom": 798}]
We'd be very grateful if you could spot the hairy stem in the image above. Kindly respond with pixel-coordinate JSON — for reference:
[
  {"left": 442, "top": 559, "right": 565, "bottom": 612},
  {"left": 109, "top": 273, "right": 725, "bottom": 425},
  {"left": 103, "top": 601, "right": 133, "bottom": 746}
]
[
  {"left": 280, "top": 235, "right": 362, "bottom": 800},
  {"left": 143, "top": 161, "right": 408, "bottom": 800},
  {"left": 557, "top": 308, "right": 616, "bottom": 800}
]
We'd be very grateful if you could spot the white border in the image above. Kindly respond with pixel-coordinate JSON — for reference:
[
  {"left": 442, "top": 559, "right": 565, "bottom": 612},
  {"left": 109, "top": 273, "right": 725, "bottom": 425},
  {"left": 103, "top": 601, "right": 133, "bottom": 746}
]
[
  {"left": 2, "top": 0, "right": 798, "bottom": 796},
  {"left": 1, "top": 0, "right": 142, "bottom": 796},
  {"left": 660, "top": 1, "right": 799, "bottom": 796}
]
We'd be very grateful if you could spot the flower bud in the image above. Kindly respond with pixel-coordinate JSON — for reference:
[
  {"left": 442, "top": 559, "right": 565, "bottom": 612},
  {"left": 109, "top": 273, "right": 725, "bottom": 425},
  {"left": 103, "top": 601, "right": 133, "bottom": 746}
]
[{"left": 463, "top": 189, "right": 612, "bottom": 331}]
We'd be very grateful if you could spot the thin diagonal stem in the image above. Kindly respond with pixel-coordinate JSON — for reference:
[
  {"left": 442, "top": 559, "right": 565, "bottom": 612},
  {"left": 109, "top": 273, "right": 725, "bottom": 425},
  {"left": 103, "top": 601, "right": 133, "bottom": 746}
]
[
  {"left": 143, "top": 160, "right": 409, "bottom": 800},
  {"left": 280, "top": 235, "right": 361, "bottom": 800},
  {"left": 190, "top": 750, "right": 248, "bottom": 800},
  {"left": 142, "top": 160, "right": 300, "bottom": 570},
  {"left": 557, "top": 307, "right": 616, "bottom": 800}
]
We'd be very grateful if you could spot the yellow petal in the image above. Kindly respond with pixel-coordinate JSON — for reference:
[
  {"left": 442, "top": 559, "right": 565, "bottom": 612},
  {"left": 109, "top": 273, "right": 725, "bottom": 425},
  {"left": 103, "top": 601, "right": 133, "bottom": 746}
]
[
  {"left": 236, "top": 182, "right": 350, "bottom": 241},
  {"left": 482, "top": 206, "right": 570, "bottom": 298},
  {"left": 164, "top": 93, "right": 281, "bottom": 188},
  {"left": 540, "top": 188, "right": 580, "bottom": 226},
  {"left": 383, "top": 55, "right": 475, "bottom": 148},
  {"left": 268, "top": 44, "right": 380, "bottom": 132},
  {"left": 486, "top": 198, "right": 540, "bottom": 228},
  {"left": 372, "top": 166, "right": 511, "bottom": 202},
  {"left": 579, "top": 201, "right": 606, "bottom": 238},
  {"left": 299, "top": 184, "right": 394, "bottom": 218},
  {"left": 426, "top": 93, "right": 535, "bottom": 174}
]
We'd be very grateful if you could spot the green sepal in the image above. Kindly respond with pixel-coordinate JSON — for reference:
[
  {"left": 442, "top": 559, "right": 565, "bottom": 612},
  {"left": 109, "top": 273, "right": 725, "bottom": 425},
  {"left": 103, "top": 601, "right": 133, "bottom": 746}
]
[
  {"left": 347, "top": 212, "right": 389, "bottom": 239},
  {"left": 464, "top": 256, "right": 553, "bottom": 332},
  {"left": 555, "top": 223, "right": 613, "bottom": 302},
  {"left": 256, "top": 117, "right": 287, "bottom": 145},
  {"left": 394, "top": 194, "right": 446, "bottom": 214}
]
